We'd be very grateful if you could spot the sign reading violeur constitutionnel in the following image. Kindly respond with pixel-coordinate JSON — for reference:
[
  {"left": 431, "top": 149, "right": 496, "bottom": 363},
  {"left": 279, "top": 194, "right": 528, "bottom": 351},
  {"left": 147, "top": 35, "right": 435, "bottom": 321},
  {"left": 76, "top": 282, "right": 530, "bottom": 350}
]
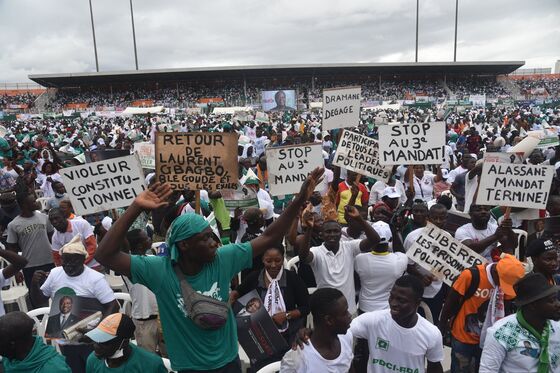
[
  {"left": 156, "top": 132, "right": 238, "bottom": 191},
  {"left": 377, "top": 122, "right": 446, "bottom": 165},
  {"left": 60, "top": 154, "right": 146, "bottom": 215}
]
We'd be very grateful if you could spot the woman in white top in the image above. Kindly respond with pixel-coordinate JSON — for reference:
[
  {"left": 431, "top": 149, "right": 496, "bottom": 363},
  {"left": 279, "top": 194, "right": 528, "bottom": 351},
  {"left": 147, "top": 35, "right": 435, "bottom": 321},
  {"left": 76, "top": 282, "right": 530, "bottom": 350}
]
[{"left": 405, "top": 165, "right": 443, "bottom": 203}]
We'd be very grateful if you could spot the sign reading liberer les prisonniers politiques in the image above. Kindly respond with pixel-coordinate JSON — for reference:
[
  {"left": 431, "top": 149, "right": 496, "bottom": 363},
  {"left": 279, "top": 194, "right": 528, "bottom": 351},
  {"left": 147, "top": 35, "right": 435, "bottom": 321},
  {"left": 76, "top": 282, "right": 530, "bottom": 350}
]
[
  {"left": 60, "top": 154, "right": 146, "bottom": 215},
  {"left": 332, "top": 130, "right": 391, "bottom": 182},
  {"left": 406, "top": 223, "right": 487, "bottom": 286},
  {"left": 156, "top": 132, "right": 238, "bottom": 191},
  {"left": 266, "top": 143, "right": 324, "bottom": 196},
  {"left": 377, "top": 122, "right": 446, "bottom": 165},
  {"left": 322, "top": 87, "right": 361, "bottom": 130}
]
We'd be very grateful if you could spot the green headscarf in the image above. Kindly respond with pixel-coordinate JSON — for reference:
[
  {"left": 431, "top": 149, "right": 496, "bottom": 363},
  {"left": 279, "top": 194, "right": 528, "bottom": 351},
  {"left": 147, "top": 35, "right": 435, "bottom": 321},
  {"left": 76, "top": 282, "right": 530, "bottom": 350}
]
[{"left": 166, "top": 213, "right": 209, "bottom": 262}]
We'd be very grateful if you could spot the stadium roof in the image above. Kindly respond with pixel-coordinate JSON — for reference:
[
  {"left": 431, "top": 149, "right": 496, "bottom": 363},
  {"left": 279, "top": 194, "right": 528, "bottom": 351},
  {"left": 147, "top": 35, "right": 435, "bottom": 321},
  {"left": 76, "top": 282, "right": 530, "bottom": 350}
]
[{"left": 29, "top": 61, "right": 524, "bottom": 88}]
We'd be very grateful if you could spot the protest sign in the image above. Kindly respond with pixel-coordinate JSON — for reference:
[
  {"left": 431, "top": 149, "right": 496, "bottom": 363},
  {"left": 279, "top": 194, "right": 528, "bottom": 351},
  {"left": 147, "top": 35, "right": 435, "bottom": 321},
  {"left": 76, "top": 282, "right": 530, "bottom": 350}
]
[
  {"left": 221, "top": 185, "right": 259, "bottom": 211},
  {"left": 322, "top": 87, "right": 361, "bottom": 130},
  {"left": 407, "top": 223, "right": 487, "bottom": 286},
  {"left": 133, "top": 142, "right": 155, "bottom": 169},
  {"left": 332, "top": 130, "right": 391, "bottom": 182},
  {"left": 156, "top": 132, "right": 238, "bottom": 191},
  {"left": 476, "top": 154, "right": 554, "bottom": 209},
  {"left": 266, "top": 143, "right": 323, "bottom": 196},
  {"left": 233, "top": 290, "right": 288, "bottom": 367},
  {"left": 60, "top": 154, "right": 145, "bottom": 216},
  {"left": 377, "top": 122, "right": 446, "bottom": 165}
]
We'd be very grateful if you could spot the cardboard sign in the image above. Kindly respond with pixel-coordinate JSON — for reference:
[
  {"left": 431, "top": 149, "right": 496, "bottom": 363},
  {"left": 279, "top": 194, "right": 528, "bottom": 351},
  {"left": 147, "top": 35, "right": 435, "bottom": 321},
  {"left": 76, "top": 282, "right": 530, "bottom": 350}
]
[
  {"left": 407, "top": 223, "right": 487, "bottom": 286},
  {"left": 377, "top": 122, "right": 446, "bottom": 165},
  {"left": 322, "top": 87, "right": 361, "bottom": 130},
  {"left": 133, "top": 142, "right": 155, "bottom": 169},
  {"left": 266, "top": 143, "right": 323, "bottom": 196},
  {"left": 156, "top": 132, "right": 238, "bottom": 191},
  {"left": 60, "top": 154, "right": 145, "bottom": 215},
  {"left": 476, "top": 155, "right": 554, "bottom": 209},
  {"left": 332, "top": 130, "right": 391, "bottom": 182}
]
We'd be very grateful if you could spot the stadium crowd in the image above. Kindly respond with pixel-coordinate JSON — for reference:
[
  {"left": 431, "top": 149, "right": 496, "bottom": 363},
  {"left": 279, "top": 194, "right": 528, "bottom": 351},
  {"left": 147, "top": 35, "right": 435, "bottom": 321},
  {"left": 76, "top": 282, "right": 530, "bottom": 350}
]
[{"left": 0, "top": 87, "right": 560, "bottom": 373}]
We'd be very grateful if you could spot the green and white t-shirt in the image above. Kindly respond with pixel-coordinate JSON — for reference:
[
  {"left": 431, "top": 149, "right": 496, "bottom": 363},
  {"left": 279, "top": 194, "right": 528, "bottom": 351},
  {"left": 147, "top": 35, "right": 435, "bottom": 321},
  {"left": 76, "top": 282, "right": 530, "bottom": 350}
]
[
  {"left": 480, "top": 314, "right": 560, "bottom": 373},
  {"left": 350, "top": 309, "right": 443, "bottom": 373},
  {"left": 130, "top": 242, "right": 252, "bottom": 371}
]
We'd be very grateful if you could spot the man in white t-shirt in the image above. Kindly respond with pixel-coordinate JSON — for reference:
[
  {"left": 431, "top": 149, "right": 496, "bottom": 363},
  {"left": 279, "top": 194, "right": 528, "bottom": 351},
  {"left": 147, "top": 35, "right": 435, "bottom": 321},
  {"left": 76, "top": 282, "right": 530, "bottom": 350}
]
[
  {"left": 351, "top": 275, "right": 444, "bottom": 373},
  {"left": 48, "top": 208, "right": 100, "bottom": 269},
  {"left": 30, "top": 235, "right": 118, "bottom": 316},
  {"left": 455, "top": 204, "right": 513, "bottom": 261},
  {"left": 281, "top": 288, "right": 353, "bottom": 373},
  {"left": 317, "top": 166, "right": 334, "bottom": 197},
  {"left": 0, "top": 246, "right": 28, "bottom": 316},
  {"left": 298, "top": 206, "right": 381, "bottom": 315}
]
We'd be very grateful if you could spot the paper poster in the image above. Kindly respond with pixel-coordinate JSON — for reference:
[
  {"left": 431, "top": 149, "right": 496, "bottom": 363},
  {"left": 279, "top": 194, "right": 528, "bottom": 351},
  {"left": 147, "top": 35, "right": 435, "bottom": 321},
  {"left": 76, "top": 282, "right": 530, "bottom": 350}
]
[{"left": 322, "top": 87, "right": 361, "bottom": 130}]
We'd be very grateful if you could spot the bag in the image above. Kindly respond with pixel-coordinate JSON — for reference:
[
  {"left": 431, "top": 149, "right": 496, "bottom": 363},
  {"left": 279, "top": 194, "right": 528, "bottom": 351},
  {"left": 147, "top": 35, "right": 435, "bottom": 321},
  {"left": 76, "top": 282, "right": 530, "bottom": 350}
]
[
  {"left": 173, "top": 264, "right": 229, "bottom": 330},
  {"left": 443, "top": 267, "right": 480, "bottom": 347}
]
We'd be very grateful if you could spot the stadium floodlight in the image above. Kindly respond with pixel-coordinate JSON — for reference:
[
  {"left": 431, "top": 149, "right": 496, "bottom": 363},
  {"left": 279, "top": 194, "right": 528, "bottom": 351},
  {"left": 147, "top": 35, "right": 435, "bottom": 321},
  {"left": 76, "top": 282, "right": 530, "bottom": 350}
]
[
  {"left": 415, "top": 0, "right": 419, "bottom": 63},
  {"left": 88, "top": 0, "right": 99, "bottom": 72},
  {"left": 454, "top": 0, "right": 459, "bottom": 62}
]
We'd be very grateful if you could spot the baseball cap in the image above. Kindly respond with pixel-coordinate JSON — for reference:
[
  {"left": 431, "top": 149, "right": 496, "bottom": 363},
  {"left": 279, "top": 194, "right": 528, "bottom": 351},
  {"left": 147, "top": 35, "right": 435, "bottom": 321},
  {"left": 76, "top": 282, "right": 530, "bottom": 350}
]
[
  {"left": 496, "top": 254, "right": 525, "bottom": 297},
  {"left": 381, "top": 187, "right": 401, "bottom": 199},
  {"left": 372, "top": 221, "right": 392, "bottom": 247},
  {"left": 440, "top": 168, "right": 449, "bottom": 180},
  {"left": 85, "top": 313, "right": 135, "bottom": 343},
  {"left": 526, "top": 239, "right": 556, "bottom": 258}
]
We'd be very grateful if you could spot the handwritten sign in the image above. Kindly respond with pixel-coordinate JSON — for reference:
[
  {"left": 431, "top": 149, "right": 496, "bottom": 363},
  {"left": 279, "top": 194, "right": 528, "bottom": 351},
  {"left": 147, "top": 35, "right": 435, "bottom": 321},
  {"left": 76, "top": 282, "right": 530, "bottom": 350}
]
[
  {"left": 266, "top": 143, "right": 323, "bottom": 196},
  {"left": 133, "top": 142, "right": 155, "bottom": 169},
  {"left": 332, "top": 130, "right": 391, "bottom": 182},
  {"left": 407, "top": 223, "right": 487, "bottom": 286},
  {"left": 322, "top": 87, "right": 361, "bottom": 130},
  {"left": 156, "top": 132, "right": 238, "bottom": 191},
  {"left": 60, "top": 154, "right": 145, "bottom": 215},
  {"left": 377, "top": 122, "right": 446, "bottom": 165},
  {"left": 476, "top": 158, "right": 554, "bottom": 209}
]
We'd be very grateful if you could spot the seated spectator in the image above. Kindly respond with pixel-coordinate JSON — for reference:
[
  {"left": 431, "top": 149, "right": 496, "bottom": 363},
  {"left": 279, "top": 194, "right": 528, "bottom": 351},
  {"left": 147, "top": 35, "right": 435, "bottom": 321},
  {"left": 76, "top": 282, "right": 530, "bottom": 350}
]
[
  {"left": 0, "top": 311, "right": 72, "bottom": 373},
  {"left": 85, "top": 313, "right": 167, "bottom": 372}
]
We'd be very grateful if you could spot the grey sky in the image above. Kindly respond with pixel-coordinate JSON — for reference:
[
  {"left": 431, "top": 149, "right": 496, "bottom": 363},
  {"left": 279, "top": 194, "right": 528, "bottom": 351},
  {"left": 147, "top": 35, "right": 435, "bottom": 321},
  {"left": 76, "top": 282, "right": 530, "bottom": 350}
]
[{"left": 1, "top": 0, "right": 558, "bottom": 83}]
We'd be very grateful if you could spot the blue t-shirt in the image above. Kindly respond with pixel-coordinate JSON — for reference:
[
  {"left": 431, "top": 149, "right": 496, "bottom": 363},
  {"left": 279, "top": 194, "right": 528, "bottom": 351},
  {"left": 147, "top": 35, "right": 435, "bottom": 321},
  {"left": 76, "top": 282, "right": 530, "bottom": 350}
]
[{"left": 130, "top": 242, "right": 252, "bottom": 371}]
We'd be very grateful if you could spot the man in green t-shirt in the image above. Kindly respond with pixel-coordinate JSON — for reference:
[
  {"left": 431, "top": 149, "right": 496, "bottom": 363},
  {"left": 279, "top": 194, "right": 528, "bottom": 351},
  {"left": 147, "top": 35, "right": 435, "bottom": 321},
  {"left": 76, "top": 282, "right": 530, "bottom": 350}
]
[
  {"left": 95, "top": 168, "right": 324, "bottom": 372},
  {"left": 85, "top": 313, "right": 167, "bottom": 373}
]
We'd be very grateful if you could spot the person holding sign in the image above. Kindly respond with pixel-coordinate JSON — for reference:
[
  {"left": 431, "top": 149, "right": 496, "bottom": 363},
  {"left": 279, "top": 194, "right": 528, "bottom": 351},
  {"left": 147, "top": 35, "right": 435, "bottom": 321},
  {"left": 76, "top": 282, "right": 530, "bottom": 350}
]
[
  {"left": 94, "top": 169, "right": 324, "bottom": 372},
  {"left": 335, "top": 171, "right": 369, "bottom": 225}
]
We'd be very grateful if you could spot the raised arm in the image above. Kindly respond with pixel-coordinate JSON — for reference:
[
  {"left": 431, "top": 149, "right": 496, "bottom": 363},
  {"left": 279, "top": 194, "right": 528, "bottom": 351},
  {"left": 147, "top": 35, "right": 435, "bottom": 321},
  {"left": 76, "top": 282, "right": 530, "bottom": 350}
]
[
  {"left": 95, "top": 183, "right": 172, "bottom": 277},
  {"left": 296, "top": 211, "right": 315, "bottom": 264},
  {"left": 251, "top": 167, "right": 324, "bottom": 259},
  {"left": 345, "top": 205, "right": 380, "bottom": 252}
]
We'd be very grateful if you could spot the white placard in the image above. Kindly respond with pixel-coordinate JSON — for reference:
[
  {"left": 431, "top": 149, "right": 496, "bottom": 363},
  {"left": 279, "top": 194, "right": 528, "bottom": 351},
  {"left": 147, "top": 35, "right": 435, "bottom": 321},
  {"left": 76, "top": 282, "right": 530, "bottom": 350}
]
[
  {"left": 266, "top": 143, "right": 324, "bottom": 196},
  {"left": 322, "top": 87, "right": 361, "bottom": 130},
  {"left": 332, "top": 130, "right": 391, "bottom": 182},
  {"left": 377, "top": 122, "right": 446, "bottom": 165},
  {"left": 406, "top": 223, "right": 487, "bottom": 286},
  {"left": 476, "top": 158, "right": 554, "bottom": 209},
  {"left": 133, "top": 142, "right": 155, "bottom": 169},
  {"left": 60, "top": 154, "right": 146, "bottom": 215}
]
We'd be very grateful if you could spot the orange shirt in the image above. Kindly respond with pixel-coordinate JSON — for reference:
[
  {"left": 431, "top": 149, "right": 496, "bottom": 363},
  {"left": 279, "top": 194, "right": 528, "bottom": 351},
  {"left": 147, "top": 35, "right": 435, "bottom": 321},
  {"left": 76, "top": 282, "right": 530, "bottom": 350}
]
[{"left": 451, "top": 264, "right": 513, "bottom": 344}]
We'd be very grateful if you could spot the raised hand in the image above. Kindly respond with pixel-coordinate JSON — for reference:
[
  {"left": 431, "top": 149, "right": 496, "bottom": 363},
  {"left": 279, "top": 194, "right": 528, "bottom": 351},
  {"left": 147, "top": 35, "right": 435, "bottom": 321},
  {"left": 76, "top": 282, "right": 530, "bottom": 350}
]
[
  {"left": 298, "top": 167, "right": 324, "bottom": 202},
  {"left": 344, "top": 205, "right": 361, "bottom": 220},
  {"left": 135, "top": 182, "right": 172, "bottom": 211},
  {"left": 301, "top": 210, "right": 315, "bottom": 229}
]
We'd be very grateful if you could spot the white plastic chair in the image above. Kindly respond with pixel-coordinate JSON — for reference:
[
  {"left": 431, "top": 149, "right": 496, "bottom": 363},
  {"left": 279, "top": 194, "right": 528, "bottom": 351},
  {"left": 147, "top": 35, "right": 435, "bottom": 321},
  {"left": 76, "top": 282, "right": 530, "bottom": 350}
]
[
  {"left": 0, "top": 258, "right": 28, "bottom": 312},
  {"left": 27, "top": 306, "right": 51, "bottom": 342},
  {"left": 256, "top": 361, "right": 281, "bottom": 373},
  {"left": 34, "top": 189, "right": 44, "bottom": 198},
  {"left": 113, "top": 292, "right": 132, "bottom": 316},
  {"left": 238, "top": 343, "right": 250, "bottom": 373},
  {"left": 162, "top": 357, "right": 177, "bottom": 373},
  {"left": 286, "top": 256, "right": 299, "bottom": 272},
  {"left": 512, "top": 228, "right": 528, "bottom": 260},
  {"left": 105, "top": 270, "right": 127, "bottom": 292},
  {"left": 418, "top": 301, "right": 434, "bottom": 324},
  {"left": 36, "top": 197, "right": 50, "bottom": 212}
]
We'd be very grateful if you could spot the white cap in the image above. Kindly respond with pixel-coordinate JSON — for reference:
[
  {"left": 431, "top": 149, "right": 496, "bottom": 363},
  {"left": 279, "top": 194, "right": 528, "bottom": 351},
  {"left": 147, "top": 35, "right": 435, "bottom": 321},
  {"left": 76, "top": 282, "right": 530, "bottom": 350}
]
[
  {"left": 381, "top": 186, "right": 401, "bottom": 199},
  {"left": 440, "top": 168, "right": 449, "bottom": 179},
  {"left": 101, "top": 216, "right": 113, "bottom": 231},
  {"left": 372, "top": 221, "right": 393, "bottom": 246}
]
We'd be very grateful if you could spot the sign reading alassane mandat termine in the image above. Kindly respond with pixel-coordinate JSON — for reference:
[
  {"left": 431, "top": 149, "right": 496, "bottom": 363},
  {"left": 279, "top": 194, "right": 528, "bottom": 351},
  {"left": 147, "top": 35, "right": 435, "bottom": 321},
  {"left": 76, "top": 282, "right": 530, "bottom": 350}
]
[
  {"left": 60, "top": 154, "right": 146, "bottom": 215},
  {"left": 377, "top": 122, "right": 446, "bottom": 165},
  {"left": 406, "top": 223, "right": 487, "bottom": 286}
]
